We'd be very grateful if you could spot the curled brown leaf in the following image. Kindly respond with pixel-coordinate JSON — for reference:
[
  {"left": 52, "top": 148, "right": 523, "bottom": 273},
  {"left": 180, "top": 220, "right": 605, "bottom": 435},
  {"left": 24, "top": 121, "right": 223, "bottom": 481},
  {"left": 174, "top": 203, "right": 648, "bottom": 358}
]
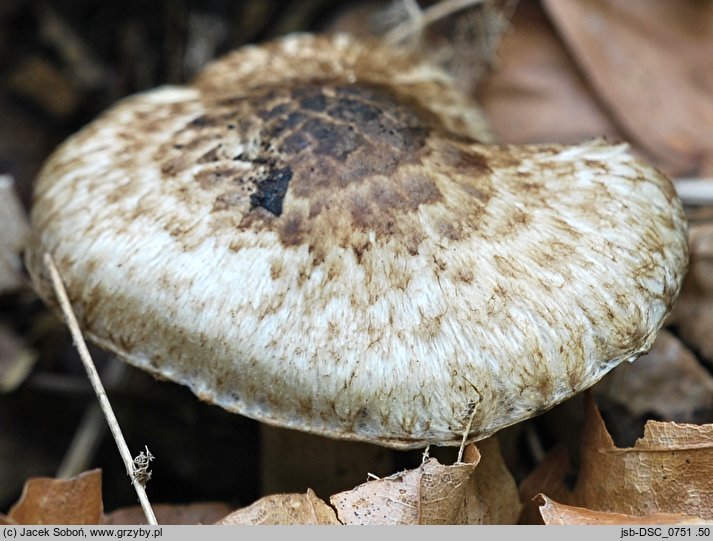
[
  {"left": 8, "top": 469, "right": 103, "bottom": 525},
  {"left": 217, "top": 490, "right": 339, "bottom": 525},
  {"left": 537, "top": 494, "right": 707, "bottom": 525},
  {"left": 574, "top": 395, "right": 713, "bottom": 520}
]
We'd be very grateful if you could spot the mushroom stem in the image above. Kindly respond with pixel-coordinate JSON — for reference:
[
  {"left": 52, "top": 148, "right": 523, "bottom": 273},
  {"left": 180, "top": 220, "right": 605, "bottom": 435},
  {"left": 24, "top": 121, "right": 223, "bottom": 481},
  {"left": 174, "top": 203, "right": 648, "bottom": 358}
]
[
  {"left": 56, "top": 358, "right": 128, "bottom": 478},
  {"left": 44, "top": 254, "right": 158, "bottom": 526},
  {"left": 260, "top": 425, "right": 395, "bottom": 497}
]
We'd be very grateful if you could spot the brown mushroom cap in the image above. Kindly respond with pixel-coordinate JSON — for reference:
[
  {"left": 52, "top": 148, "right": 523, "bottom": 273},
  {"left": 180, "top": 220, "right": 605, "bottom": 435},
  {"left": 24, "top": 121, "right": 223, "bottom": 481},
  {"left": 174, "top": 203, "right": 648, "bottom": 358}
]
[{"left": 25, "top": 33, "right": 688, "bottom": 449}]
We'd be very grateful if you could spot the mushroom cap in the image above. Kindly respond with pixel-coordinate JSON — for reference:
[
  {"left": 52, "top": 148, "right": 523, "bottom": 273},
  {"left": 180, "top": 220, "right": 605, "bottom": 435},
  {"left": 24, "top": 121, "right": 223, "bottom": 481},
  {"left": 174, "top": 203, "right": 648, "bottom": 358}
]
[{"left": 26, "top": 33, "right": 688, "bottom": 449}]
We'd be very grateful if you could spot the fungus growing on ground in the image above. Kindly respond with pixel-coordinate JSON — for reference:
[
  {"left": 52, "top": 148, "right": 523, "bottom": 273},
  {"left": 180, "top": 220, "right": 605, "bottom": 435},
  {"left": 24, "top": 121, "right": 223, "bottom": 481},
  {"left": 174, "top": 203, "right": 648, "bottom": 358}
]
[{"left": 25, "top": 33, "right": 688, "bottom": 450}]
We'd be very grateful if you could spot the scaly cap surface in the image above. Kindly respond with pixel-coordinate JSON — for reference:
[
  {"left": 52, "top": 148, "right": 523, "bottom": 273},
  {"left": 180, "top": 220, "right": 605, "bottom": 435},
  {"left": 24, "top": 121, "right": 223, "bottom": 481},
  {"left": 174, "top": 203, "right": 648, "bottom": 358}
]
[{"left": 26, "top": 34, "right": 688, "bottom": 449}]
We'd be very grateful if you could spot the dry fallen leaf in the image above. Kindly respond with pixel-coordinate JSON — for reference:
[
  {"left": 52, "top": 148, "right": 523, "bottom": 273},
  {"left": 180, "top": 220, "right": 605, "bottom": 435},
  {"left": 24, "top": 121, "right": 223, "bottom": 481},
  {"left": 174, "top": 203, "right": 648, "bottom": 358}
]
[
  {"left": 217, "top": 490, "right": 339, "bottom": 525},
  {"left": 478, "top": 0, "right": 621, "bottom": 145},
  {"left": 6, "top": 57, "right": 79, "bottom": 118},
  {"left": 518, "top": 446, "right": 574, "bottom": 525},
  {"left": 330, "top": 453, "right": 476, "bottom": 525},
  {"left": 104, "top": 502, "right": 232, "bottom": 525},
  {"left": 218, "top": 440, "right": 520, "bottom": 526},
  {"left": 331, "top": 439, "right": 520, "bottom": 525},
  {"left": 454, "top": 438, "right": 521, "bottom": 524},
  {"left": 574, "top": 395, "right": 713, "bottom": 520},
  {"left": 537, "top": 494, "right": 708, "bottom": 525},
  {"left": 542, "top": 0, "right": 713, "bottom": 177},
  {"left": 8, "top": 469, "right": 103, "bottom": 525},
  {"left": 595, "top": 330, "right": 713, "bottom": 423}
]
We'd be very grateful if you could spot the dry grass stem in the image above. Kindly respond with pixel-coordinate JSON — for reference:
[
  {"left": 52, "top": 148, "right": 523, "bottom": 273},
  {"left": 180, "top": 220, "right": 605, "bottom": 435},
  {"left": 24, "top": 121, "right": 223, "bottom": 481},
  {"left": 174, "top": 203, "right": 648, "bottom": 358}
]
[
  {"left": 385, "top": 0, "right": 487, "bottom": 44},
  {"left": 44, "top": 253, "right": 158, "bottom": 525},
  {"left": 675, "top": 178, "right": 713, "bottom": 206},
  {"left": 457, "top": 404, "right": 479, "bottom": 463},
  {"left": 524, "top": 422, "right": 545, "bottom": 463}
]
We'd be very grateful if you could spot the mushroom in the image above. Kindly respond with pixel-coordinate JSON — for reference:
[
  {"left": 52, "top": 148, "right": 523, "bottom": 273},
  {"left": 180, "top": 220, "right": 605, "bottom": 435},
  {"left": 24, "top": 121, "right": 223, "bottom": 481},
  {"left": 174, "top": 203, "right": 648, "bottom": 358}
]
[{"left": 25, "top": 33, "right": 688, "bottom": 450}]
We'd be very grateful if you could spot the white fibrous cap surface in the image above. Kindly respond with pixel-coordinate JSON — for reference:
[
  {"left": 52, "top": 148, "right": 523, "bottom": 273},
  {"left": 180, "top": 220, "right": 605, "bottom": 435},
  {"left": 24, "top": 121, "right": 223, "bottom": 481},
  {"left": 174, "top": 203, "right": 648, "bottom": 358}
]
[{"left": 26, "top": 34, "right": 688, "bottom": 449}]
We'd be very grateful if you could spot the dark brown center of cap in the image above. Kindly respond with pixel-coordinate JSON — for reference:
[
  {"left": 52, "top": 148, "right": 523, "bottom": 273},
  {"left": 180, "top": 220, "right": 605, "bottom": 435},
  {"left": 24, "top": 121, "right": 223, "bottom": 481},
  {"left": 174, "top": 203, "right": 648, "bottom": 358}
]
[
  {"left": 160, "top": 81, "right": 490, "bottom": 260},
  {"left": 224, "top": 82, "right": 440, "bottom": 216}
]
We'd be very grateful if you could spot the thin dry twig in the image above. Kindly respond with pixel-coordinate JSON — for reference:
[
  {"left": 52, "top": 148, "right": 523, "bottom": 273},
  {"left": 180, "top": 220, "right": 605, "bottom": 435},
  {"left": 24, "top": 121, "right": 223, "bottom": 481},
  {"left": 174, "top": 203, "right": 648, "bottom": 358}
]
[
  {"left": 44, "top": 253, "right": 158, "bottom": 525},
  {"left": 36, "top": 4, "right": 107, "bottom": 89},
  {"left": 57, "top": 358, "right": 128, "bottom": 479},
  {"left": 524, "top": 422, "right": 545, "bottom": 464},
  {"left": 385, "top": 0, "right": 487, "bottom": 44},
  {"left": 675, "top": 178, "right": 713, "bottom": 206},
  {"left": 457, "top": 402, "right": 478, "bottom": 463}
]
